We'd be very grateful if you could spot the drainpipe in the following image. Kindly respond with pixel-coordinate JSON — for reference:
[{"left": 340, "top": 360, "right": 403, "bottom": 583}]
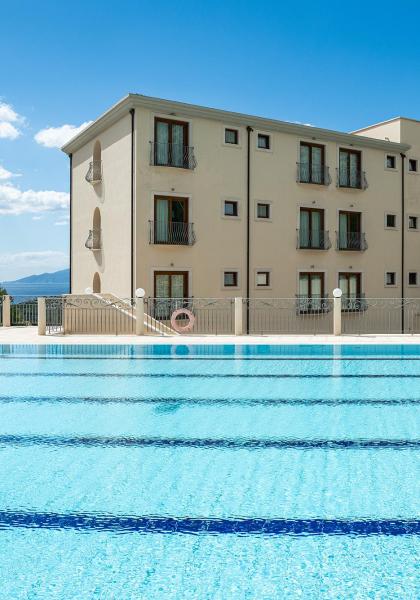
[
  {"left": 69, "top": 153, "right": 73, "bottom": 294},
  {"left": 400, "top": 153, "right": 406, "bottom": 333},
  {"left": 130, "top": 109, "right": 135, "bottom": 299},
  {"left": 246, "top": 125, "right": 253, "bottom": 334}
]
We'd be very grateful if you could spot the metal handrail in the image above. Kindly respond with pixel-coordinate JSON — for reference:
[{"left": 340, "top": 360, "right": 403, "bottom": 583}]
[
  {"left": 336, "top": 167, "right": 368, "bottom": 189},
  {"left": 296, "top": 163, "right": 331, "bottom": 185},
  {"left": 85, "top": 229, "right": 101, "bottom": 251},
  {"left": 295, "top": 295, "right": 331, "bottom": 314},
  {"left": 336, "top": 231, "right": 368, "bottom": 251},
  {"left": 149, "top": 221, "right": 196, "bottom": 245},
  {"left": 85, "top": 160, "right": 102, "bottom": 184},
  {"left": 341, "top": 294, "right": 368, "bottom": 312},
  {"left": 149, "top": 142, "right": 197, "bottom": 169},
  {"left": 296, "top": 229, "right": 331, "bottom": 250}
]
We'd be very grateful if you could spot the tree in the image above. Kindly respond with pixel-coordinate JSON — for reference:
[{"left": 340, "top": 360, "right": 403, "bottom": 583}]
[{"left": 0, "top": 287, "right": 8, "bottom": 297}]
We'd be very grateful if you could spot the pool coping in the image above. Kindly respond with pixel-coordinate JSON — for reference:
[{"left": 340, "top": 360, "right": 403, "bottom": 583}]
[{"left": 2, "top": 327, "right": 420, "bottom": 345}]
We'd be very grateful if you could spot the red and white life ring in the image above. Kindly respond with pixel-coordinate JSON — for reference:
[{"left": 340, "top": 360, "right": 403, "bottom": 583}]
[{"left": 170, "top": 308, "right": 195, "bottom": 333}]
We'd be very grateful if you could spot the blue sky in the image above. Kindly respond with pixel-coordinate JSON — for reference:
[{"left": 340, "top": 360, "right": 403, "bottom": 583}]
[{"left": 1, "top": 0, "right": 420, "bottom": 279}]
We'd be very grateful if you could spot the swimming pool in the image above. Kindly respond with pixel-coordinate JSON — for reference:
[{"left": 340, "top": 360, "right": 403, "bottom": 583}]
[{"left": 0, "top": 344, "right": 418, "bottom": 599}]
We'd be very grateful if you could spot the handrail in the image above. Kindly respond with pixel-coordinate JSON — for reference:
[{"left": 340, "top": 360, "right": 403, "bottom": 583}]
[
  {"left": 149, "top": 221, "right": 196, "bottom": 245},
  {"left": 149, "top": 142, "right": 197, "bottom": 169}
]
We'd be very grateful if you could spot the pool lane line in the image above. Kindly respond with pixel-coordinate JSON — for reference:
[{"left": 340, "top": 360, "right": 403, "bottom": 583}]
[
  {"left": 0, "top": 395, "right": 419, "bottom": 406},
  {"left": 3, "top": 372, "right": 420, "bottom": 378},
  {"left": 0, "top": 510, "right": 418, "bottom": 536},
  {"left": 4, "top": 356, "right": 420, "bottom": 361},
  {"left": 0, "top": 434, "right": 418, "bottom": 450}
]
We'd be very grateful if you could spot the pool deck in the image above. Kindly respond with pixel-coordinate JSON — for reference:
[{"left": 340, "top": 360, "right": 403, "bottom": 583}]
[{"left": 1, "top": 327, "right": 420, "bottom": 345}]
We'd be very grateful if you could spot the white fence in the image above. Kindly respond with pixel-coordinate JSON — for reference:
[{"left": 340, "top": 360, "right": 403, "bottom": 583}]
[{"left": 2, "top": 294, "right": 420, "bottom": 336}]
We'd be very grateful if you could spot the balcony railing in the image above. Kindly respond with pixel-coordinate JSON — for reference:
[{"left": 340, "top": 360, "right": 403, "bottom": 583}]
[
  {"left": 85, "top": 160, "right": 102, "bottom": 184},
  {"left": 296, "top": 229, "right": 331, "bottom": 250},
  {"left": 296, "top": 163, "right": 331, "bottom": 185},
  {"left": 337, "top": 168, "right": 368, "bottom": 189},
  {"left": 149, "top": 142, "right": 197, "bottom": 169},
  {"left": 341, "top": 294, "right": 368, "bottom": 312},
  {"left": 149, "top": 221, "right": 196, "bottom": 245},
  {"left": 85, "top": 229, "right": 101, "bottom": 251},
  {"left": 336, "top": 231, "right": 368, "bottom": 251},
  {"left": 295, "top": 295, "right": 330, "bottom": 314}
]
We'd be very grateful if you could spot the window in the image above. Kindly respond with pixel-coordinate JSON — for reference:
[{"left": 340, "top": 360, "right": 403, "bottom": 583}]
[
  {"left": 299, "top": 208, "right": 325, "bottom": 249},
  {"left": 299, "top": 142, "right": 326, "bottom": 184},
  {"left": 409, "top": 272, "right": 418, "bottom": 286},
  {"left": 385, "top": 272, "right": 396, "bottom": 286},
  {"left": 224, "top": 200, "right": 238, "bottom": 217},
  {"left": 224, "top": 271, "right": 238, "bottom": 287},
  {"left": 257, "top": 203, "right": 270, "bottom": 219},
  {"left": 409, "top": 215, "right": 419, "bottom": 230},
  {"left": 339, "top": 272, "right": 362, "bottom": 310},
  {"left": 298, "top": 273, "right": 325, "bottom": 313},
  {"left": 257, "top": 134, "right": 270, "bottom": 150},
  {"left": 338, "top": 211, "right": 364, "bottom": 250},
  {"left": 386, "top": 155, "right": 396, "bottom": 169},
  {"left": 256, "top": 271, "right": 270, "bottom": 287},
  {"left": 153, "top": 196, "right": 189, "bottom": 245},
  {"left": 225, "top": 128, "right": 239, "bottom": 145},
  {"left": 339, "top": 149, "right": 362, "bottom": 188},
  {"left": 154, "top": 118, "right": 189, "bottom": 168},
  {"left": 409, "top": 159, "right": 418, "bottom": 172},
  {"left": 385, "top": 214, "right": 397, "bottom": 228}
]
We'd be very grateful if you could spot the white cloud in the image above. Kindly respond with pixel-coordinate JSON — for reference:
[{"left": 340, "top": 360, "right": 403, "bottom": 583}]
[
  {"left": 0, "top": 183, "right": 69, "bottom": 215},
  {"left": 0, "top": 251, "right": 68, "bottom": 280},
  {"left": 54, "top": 215, "right": 70, "bottom": 226},
  {"left": 34, "top": 121, "right": 93, "bottom": 148},
  {"left": 0, "top": 102, "right": 24, "bottom": 140},
  {"left": 0, "top": 165, "right": 19, "bottom": 180}
]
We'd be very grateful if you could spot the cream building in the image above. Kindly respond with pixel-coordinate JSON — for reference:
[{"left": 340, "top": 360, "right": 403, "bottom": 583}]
[{"left": 62, "top": 94, "right": 420, "bottom": 307}]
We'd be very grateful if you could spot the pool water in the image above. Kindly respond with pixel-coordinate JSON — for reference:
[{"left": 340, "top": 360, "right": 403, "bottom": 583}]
[{"left": 0, "top": 344, "right": 418, "bottom": 599}]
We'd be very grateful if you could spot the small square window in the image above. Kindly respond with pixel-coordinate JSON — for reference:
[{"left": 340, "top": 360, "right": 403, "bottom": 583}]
[
  {"left": 257, "top": 203, "right": 270, "bottom": 219},
  {"left": 224, "top": 201, "right": 238, "bottom": 217},
  {"left": 386, "top": 214, "right": 396, "bottom": 228},
  {"left": 385, "top": 272, "right": 396, "bottom": 286},
  {"left": 225, "top": 128, "right": 238, "bottom": 145},
  {"left": 224, "top": 271, "right": 238, "bottom": 287},
  {"left": 409, "top": 216, "right": 418, "bottom": 230},
  {"left": 409, "top": 272, "right": 418, "bottom": 286},
  {"left": 386, "top": 155, "right": 396, "bottom": 169},
  {"left": 409, "top": 159, "right": 418, "bottom": 172},
  {"left": 257, "top": 134, "right": 270, "bottom": 150},
  {"left": 256, "top": 271, "right": 270, "bottom": 287}
]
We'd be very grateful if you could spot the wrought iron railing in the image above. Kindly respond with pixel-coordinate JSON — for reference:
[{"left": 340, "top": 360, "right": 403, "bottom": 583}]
[
  {"left": 296, "top": 229, "right": 331, "bottom": 250},
  {"left": 11, "top": 299, "right": 38, "bottom": 326},
  {"left": 336, "top": 231, "right": 368, "bottom": 251},
  {"left": 341, "top": 297, "right": 420, "bottom": 334},
  {"left": 341, "top": 294, "right": 368, "bottom": 312},
  {"left": 149, "top": 221, "right": 196, "bottom": 245},
  {"left": 296, "top": 163, "right": 331, "bottom": 185},
  {"left": 247, "top": 298, "right": 333, "bottom": 334},
  {"left": 337, "top": 168, "right": 368, "bottom": 189},
  {"left": 46, "top": 297, "right": 64, "bottom": 334},
  {"left": 149, "top": 142, "right": 197, "bottom": 169},
  {"left": 0, "top": 296, "right": 3, "bottom": 326},
  {"left": 85, "top": 229, "right": 102, "bottom": 250},
  {"left": 85, "top": 160, "right": 102, "bottom": 184},
  {"left": 145, "top": 298, "right": 234, "bottom": 335}
]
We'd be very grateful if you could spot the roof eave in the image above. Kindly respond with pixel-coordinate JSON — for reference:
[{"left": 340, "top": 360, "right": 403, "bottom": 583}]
[{"left": 61, "top": 93, "right": 411, "bottom": 155}]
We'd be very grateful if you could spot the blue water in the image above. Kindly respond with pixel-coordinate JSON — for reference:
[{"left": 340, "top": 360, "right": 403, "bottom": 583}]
[{"left": 0, "top": 345, "right": 418, "bottom": 599}]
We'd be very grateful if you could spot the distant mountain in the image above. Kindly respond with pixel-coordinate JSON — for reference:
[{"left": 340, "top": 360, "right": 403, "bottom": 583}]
[{"left": 1, "top": 268, "right": 70, "bottom": 301}]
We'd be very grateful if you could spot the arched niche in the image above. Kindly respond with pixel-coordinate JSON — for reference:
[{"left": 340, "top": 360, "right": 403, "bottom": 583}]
[{"left": 93, "top": 272, "right": 101, "bottom": 293}]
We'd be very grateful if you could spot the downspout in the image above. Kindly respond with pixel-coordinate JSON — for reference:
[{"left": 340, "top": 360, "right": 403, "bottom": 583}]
[
  {"left": 69, "top": 153, "right": 73, "bottom": 294},
  {"left": 400, "top": 152, "right": 406, "bottom": 333},
  {"left": 246, "top": 125, "right": 253, "bottom": 334},
  {"left": 130, "top": 109, "right": 135, "bottom": 299}
]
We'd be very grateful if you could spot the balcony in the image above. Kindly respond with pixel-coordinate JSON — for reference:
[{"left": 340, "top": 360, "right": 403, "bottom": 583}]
[
  {"left": 149, "top": 142, "right": 197, "bottom": 169},
  {"left": 296, "top": 229, "right": 331, "bottom": 250},
  {"left": 149, "top": 221, "right": 196, "bottom": 246},
  {"left": 337, "top": 168, "right": 368, "bottom": 190},
  {"left": 336, "top": 232, "right": 368, "bottom": 251},
  {"left": 85, "top": 229, "right": 101, "bottom": 251},
  {"left": 85, "top": 160, "right": 102, "bottom": 184},
  {"left": 341, "top": 294, "right": 368, "bottom": 312},
  {"left": 296, "top": 295, "right": 330, "bottom": 315},
  {"left": 296, "top": 163, "right": 331, "bottom": 185}
]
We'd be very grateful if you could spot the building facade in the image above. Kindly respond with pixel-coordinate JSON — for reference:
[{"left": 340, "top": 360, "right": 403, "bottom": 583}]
[{"left": 62, "top": 95, "right": 420, "bottom": 306}]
